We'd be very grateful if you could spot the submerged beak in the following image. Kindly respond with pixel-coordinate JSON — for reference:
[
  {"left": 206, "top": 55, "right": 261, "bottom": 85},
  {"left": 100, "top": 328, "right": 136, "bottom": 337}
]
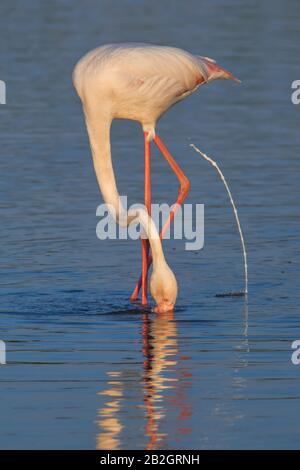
[{"left": 154, "top": 301, "right": 175, "bottom": 314}]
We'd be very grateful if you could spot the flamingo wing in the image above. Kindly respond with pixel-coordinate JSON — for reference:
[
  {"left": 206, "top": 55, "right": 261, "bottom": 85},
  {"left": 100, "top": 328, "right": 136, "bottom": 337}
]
[{"left": 123, "top": 72, "right": 187, "bottom": 101}]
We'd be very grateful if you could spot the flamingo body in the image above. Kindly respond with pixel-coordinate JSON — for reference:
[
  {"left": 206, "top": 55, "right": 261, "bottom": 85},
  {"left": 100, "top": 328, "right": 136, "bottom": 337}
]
[{"left": 73, "top": 43, "right": 236, "bottom": 138}]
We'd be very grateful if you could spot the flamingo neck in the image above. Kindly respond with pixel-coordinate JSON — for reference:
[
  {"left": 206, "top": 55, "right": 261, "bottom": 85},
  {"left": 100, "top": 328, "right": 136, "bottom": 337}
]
[
  {"left": 85, "top": 114, "right": 121, "bottom": 216},
  {"left": 84, "top": 112, "right": 165, "bottom": 267}
]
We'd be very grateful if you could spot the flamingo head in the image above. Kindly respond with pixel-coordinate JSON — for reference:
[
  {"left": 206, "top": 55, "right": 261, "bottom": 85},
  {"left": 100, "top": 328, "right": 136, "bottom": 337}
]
[{"left": 150, "top": 262, "right": 178, "bottom": 314}]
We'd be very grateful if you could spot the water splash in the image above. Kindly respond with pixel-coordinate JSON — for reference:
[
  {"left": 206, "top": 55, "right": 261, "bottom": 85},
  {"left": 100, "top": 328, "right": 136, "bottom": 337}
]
[{"left": 190, "top": 144, "right": 248, "bottom": 296}]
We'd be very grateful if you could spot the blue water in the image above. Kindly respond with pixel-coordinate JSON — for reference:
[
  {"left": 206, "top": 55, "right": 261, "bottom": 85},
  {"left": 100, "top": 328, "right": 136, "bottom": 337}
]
[{"left": 1, "top": 0, "right": 300, "bottom": 449}]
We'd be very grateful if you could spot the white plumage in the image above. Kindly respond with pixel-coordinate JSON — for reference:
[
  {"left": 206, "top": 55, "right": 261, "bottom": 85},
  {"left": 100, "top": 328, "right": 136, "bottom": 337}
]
[{"left": 73, "top": 43, "right": 237, "bottom": 137}]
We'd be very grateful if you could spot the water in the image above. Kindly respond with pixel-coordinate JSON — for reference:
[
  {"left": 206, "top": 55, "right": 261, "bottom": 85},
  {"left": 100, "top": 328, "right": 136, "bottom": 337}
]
[{"left": 1, "top": 0, "right": 300, "bottom": 449}]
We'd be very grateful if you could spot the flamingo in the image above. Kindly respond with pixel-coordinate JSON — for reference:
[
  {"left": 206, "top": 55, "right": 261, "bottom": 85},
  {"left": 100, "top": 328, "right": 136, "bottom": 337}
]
[{"left": 73, "top": 43, "right": 239, "bottom": 313}]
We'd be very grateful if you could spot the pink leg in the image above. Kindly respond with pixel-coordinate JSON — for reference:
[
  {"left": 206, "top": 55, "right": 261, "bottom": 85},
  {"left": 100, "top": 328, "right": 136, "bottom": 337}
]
[
  {"left": 131, "top": 134, "right": 190, "bottom": 300},
  {"left": 131, "top": 132, "right": 151, "bottom": 304}
]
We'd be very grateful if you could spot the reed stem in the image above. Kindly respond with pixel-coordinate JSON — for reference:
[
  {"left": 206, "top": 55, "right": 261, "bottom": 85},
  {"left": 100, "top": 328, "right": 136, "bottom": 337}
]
[{"left": 190, "top": 144, "right": 248, "bottom": 295}]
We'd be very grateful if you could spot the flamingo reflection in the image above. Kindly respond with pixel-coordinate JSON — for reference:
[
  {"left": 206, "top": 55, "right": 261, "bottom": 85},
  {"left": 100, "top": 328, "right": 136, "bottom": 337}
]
[
  {"left": 96, "top": 371, "right": 124, "bottom": 449},
  {"left": 96, "top": 311, "right": 192, "bottom": 449}
]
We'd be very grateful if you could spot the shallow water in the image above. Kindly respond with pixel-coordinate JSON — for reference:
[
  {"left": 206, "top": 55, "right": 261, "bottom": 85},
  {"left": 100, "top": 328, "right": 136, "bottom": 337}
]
[{"left": 1, "top": 0, "right": 300, "bottom": 449}]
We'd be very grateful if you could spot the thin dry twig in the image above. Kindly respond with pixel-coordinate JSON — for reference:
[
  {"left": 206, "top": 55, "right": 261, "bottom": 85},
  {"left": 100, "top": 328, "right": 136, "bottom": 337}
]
[{"left": 190, "top": 143, "right": 248, "bottom": 295}]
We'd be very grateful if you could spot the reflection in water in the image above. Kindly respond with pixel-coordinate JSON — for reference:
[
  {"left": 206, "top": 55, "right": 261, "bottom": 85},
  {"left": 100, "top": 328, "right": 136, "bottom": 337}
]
[
  {"left": 96, "top": 371, "right": 124, "bottom": 449},
  {"left": 212, "top": 301, "right": 250, "bottom": 427},
  {"left": 243, "top": 300, "right": 249, "bottom": 340},
  {"left": 232, "top": 301, "right": 250, "bottom": 414},
  {"left": 96, "top": 311, "right": 192, "bottom": 449},
  {"left": 233, "top": 300, "right": 250, "bottom": 391},
  {"left": 142, "top": 311, "right": 192, "bottom": 449}
]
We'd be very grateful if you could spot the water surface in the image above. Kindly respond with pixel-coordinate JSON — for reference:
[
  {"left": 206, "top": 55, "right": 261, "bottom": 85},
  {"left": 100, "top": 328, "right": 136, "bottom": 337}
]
[{"left": 0, "top": 0, "right": 300, "bottom": 449}]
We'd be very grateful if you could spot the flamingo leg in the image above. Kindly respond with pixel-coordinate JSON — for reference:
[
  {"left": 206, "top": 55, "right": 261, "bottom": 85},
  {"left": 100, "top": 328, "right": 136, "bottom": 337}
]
[
  {"left": 132, "top": 131, "right": 151, "bottom": 305},
  {"left": 131, "top": 133, "right": 190, "bottom": 300}
]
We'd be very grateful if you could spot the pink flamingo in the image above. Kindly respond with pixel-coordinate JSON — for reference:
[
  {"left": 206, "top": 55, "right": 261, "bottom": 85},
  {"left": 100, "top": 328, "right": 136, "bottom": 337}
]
[{"left": 73, "top": 43, "right": 239, "bottom": 313}]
